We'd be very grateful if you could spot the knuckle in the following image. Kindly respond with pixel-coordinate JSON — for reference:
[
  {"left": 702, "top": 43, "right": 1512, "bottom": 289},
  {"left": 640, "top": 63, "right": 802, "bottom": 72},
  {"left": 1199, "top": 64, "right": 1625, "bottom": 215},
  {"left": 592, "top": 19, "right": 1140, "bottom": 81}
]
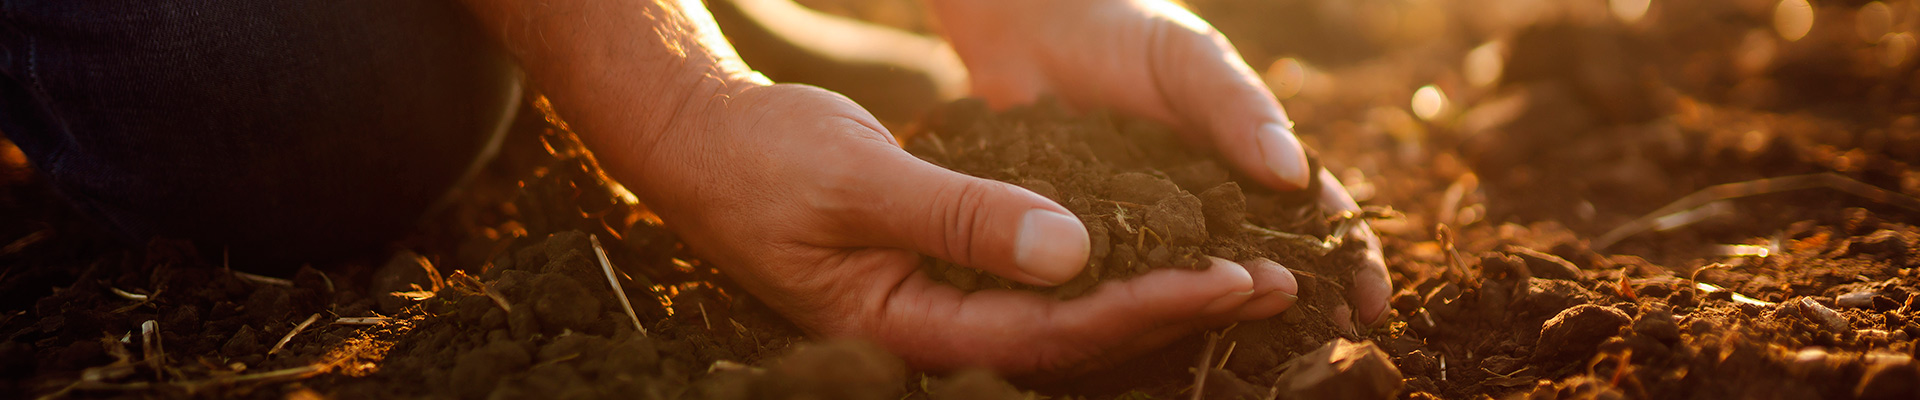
[{"left": 929, "top": 179, "right": 1002, "bottom": 266}]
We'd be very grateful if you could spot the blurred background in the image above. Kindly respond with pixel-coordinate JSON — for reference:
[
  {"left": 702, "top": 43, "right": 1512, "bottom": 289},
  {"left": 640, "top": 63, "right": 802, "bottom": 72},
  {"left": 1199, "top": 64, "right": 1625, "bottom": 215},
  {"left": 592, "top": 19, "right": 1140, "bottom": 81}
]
[{"left": 714, "top": 0, "right": 1920, "bottom": 260}]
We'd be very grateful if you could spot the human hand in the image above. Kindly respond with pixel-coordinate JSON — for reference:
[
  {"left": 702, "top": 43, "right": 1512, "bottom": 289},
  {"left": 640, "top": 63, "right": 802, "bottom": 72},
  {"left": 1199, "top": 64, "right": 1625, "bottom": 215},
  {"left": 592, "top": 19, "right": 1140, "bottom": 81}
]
[
  {"left": 930, "top": 0, "right": 1391, "bottom": 326},
  {"left": 617, "top": 83, "right": 1299, "bottom": 374}
]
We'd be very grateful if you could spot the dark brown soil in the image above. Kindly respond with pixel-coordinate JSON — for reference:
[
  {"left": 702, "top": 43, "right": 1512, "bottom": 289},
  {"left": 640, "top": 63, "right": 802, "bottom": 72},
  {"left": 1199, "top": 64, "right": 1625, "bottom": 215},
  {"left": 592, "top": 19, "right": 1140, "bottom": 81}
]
[
  {"left": 10, "top": 0, "right": 1920, "bottom": 399},
  {"left": 905, "top": 99, "right": 1367, "bottom": 301},
  {"left": 900, "top": 99, "right": 1374, "bottom": 398}
]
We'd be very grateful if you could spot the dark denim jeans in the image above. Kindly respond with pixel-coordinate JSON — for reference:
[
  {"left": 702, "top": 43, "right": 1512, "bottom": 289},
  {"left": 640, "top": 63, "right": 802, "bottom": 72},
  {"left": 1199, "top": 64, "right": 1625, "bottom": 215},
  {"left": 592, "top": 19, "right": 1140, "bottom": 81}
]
[{"left": 0, "top": 0, "right": 518, "bottom": 267}]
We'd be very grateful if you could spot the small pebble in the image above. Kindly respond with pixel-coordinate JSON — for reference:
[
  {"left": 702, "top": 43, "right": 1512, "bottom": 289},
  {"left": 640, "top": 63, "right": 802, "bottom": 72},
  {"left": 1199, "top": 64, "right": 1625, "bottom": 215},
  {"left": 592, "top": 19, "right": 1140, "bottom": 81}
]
[{"left": 1837, "top": 291, "right": 1877, "bottom": 308}]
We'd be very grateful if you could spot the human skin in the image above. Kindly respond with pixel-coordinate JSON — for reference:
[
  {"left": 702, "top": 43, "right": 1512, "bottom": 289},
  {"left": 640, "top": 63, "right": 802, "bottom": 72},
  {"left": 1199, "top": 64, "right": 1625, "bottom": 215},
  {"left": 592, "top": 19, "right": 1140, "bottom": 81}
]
[{"left": 458, "top": 0, "right": 1389, "bottom": 375}]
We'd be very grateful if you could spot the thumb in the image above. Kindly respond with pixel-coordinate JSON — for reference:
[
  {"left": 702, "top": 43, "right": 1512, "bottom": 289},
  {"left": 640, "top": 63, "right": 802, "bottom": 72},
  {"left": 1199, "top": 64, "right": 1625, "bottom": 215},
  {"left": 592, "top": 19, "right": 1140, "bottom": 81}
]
[
  {"left": 831, "top": 146, "right": 1090, "bottom": 286},
  {"left": 1147, "top": 12, "right": 1311, "bottom": 191}
]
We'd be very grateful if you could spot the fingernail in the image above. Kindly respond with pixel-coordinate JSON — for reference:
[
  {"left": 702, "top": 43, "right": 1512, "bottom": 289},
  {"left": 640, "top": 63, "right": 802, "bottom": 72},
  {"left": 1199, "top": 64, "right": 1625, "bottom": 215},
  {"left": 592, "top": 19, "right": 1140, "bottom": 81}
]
[
  {"left": 1015, "top": 209, "right": 1089, "bottom": 285},
  {"left": 1255, "top": 123, "right": 1310, "bottom": 189}
]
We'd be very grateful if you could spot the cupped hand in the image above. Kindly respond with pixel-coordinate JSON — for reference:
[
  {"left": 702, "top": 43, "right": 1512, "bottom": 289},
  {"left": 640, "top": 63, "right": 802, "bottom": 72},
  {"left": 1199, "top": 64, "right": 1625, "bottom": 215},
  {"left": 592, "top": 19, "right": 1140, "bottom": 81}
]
[
  {"left": 619, "top": 83, "right": 1300, "bottom": 374},
  {"left": 932, "top": 0, "right": 1391, "bottom": 326}
]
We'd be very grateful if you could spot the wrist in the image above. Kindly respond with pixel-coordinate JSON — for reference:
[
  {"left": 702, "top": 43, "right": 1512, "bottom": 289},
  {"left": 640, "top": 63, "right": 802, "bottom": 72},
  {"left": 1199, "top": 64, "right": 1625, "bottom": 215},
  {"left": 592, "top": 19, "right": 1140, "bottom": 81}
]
[{"left": 564, "top": 64, "right": 768, "bottom": 192}]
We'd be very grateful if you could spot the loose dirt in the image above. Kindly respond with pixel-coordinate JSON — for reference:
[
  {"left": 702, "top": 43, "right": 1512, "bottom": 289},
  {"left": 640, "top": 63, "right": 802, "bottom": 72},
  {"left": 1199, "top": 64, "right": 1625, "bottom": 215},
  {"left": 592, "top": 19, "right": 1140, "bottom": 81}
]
[
  {"left": 9, "top": 0, "right": 1920, "bottom": 399},
  {"left": 905, "top": 99, "right": 1369, "bottom": 302}
]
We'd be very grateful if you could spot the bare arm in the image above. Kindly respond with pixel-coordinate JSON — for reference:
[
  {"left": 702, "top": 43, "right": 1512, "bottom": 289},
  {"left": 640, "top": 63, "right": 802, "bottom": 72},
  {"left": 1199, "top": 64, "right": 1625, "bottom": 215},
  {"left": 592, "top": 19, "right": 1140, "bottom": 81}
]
[{"left": 459, "top": 0, "right": 763, "bottom": 179}]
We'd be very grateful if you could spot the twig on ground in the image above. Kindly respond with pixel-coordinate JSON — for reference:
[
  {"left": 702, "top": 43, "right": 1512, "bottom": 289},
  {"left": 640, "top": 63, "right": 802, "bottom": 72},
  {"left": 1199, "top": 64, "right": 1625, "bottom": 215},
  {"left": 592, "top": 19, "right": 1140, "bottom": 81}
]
[
  {"left": 1594, "top": 173, "right": 1920, "bottom": 249},
  {"left": 1217, "top": 341, "right": 1237, "bottom": 370},
  {"left": 332, "top": 317, "right": 393, "bottom": 326},
  {"left": 64, "top": 363, "right": 330, "bottom": 396},
  {"left": 698, "top": 303, "right": 711, "bottom": 331},
  {"left": 231, "top": 271, "right": 292, "bottom": 287},
  {"left": 591, "top": 234, "right": 648, "bottom": 337},
  {"left": 1191, "top": 330, "right": 1219, "bottom": 400},
  {"left": 268, "top": 314, "right": 321, "bottom": 356},
  {"left": 1695, "top": 282, "right": 1776, "bottom": 307}
]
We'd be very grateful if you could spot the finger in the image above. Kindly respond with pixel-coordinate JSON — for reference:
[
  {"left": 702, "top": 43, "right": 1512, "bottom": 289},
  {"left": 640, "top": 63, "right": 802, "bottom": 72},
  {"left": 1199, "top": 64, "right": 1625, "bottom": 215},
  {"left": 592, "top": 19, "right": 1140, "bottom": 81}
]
[
  {"left": 824, "top": 144, "right": 1089, "bottom": 286},
  {"left": 968, "top": 62, "right": 1052, "bottom": 110},
  {"left": 1011, "top": 257, "right": 1298, "bottom": 377},
  {"left": 1316, "top": 169, "right": 1392, "bottom": 327},
  {"left": 1144, "top": 8, "right": 1310, "bottom": 191},
  {"left": 1231, "top": 258, "right": 1300, "bottom": 321},
  {"left": 1059, "top": 258, "right": 1298, "bottom": 374},
  {"left": 858, "top": 255, "right": 1255, "bottom": 374}
]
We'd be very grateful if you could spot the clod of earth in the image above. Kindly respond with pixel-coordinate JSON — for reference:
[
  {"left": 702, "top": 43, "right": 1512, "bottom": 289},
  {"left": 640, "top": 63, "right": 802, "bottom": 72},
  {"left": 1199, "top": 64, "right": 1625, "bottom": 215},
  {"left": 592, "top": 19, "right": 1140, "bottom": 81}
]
[
  {"left": 1271, "top": 338, "right": 1404, "bottom": 400},
  {"left": 1532, "top": 304, "right": 1631, "bottom": 363}
]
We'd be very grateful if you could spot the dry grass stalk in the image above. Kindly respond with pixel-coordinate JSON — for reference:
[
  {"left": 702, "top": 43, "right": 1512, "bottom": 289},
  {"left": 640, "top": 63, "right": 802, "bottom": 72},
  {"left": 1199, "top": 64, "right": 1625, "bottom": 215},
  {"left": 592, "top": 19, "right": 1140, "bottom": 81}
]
[
  {"left": 1216, "top": 341, "right": 1237, "bottom": 370},
  {"left": 1191, "top": 329, "right": 1221, "bottom": 400},
  {"left": 332, "top": 317, "right": 393, "bottom": 326},
  {"left": 591, "top": 234, "right": 648, "bottom": 337},
  {"left": 268, "top": 314, "right": 321, "bottom": 356},
  {"left": 447, "top": 271, "right": 512, "bottom": 313},
  {"left": 230, "top": 270, "right": 292, "bottom": 287},
  {"left": 56, "top": 363, "right": 329, "bottom": 397},
  {"left": 1243, "top": 207, "right": 1398, "bottom": 256},
  {"left": 698, "top": 302, "right": 711, "bottom": 331}
]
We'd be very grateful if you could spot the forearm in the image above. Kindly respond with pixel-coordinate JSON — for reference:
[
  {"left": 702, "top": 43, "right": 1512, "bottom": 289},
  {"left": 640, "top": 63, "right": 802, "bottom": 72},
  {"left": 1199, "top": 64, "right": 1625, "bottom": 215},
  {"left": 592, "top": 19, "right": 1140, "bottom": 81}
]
[{"left": 459, "top": 0, "right": 765, "bottom": 175}]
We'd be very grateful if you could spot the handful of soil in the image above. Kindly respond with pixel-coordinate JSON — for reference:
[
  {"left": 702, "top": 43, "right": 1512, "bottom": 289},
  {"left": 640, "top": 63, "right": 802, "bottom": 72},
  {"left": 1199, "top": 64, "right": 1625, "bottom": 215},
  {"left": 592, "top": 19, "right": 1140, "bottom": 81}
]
[{"left": 905, "top": 99, "right": 1365, "bottom": 299}]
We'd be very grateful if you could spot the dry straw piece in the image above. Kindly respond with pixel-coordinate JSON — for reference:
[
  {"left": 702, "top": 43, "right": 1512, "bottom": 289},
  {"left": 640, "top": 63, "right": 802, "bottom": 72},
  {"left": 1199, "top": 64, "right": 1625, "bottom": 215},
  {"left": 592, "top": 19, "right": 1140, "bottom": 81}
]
[
  {"left": 268, "top": 314, "right": 321, "bottom": 356},
  {"left": 591, "top": 234, "right": 648, "bottom": 337}
]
